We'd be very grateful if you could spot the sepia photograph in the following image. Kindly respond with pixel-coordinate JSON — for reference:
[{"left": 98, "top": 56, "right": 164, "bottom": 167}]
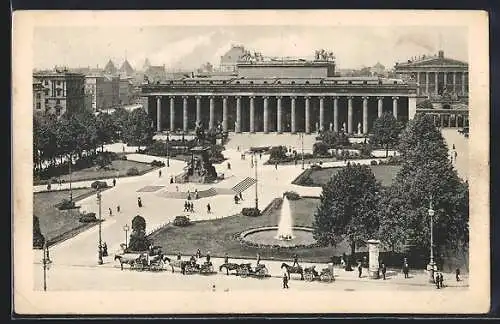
[{"left": 12, "top": 10, "right": 489, "bottom": 315}]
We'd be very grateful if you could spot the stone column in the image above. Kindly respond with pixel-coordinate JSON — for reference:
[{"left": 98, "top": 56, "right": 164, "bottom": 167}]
[
  {"left": 453, "top": 72, "right": 457, "bottom": 94},
  {"left": 333, "top": 96, "right": 339, "bottom": 133},
  {"left": 435, "top": 72, "right": 439, "bottom": 94},
  {"left": 362, "top": 96, "right": 368, "bottom": 134},
  {"left": 209, "top": 96, "right": 215, "bottom": 130},
  {"left": 182, "top": 96, "right": 188, "bottom": 132},
  {"left": 236, "top": 96, "right": 241, "bottom": 133},
  {"left": 291, "top": 96, "right": 296, "bottom": 133},
  {"left": 425, "top": 72, "right": 429, "bottom": 95},
  {"left": 367, "top": 240, "right": 381, "bottom": 279},
  {"left": 416, "top": 72, "right": 420, "bottom": 95},
  {"left": 263, "top": 96, "right": 269, "bottom": 133},
  {"left": 392, "top": 96, "right": 398, "bottom": 120},
  {"left": 156, "top": 96, "right": 161, "bottom": 132},
  {"left": 377, "top": 96, "right": 383, "bottom": 117},
  {"left": 195, "top": 96, "right": 201, "bottom": 127},
  {"left": 276, "top": 96, "right": 282, "bottom": 133},
  {"left": 443, "top": 72, "right": 447, "bottom": 89},
  {"left": 305, "top": 96, "right": 310, "bottom": 134},
  {"left": 319, "top": 96, "right": 325, "bottom": 132},
  {"left": 347, "top": 96, "right": 353, "bottom": 134},
  {"left": 169, "top": 96, "right": 175, "bottom": 131},
  {"left": 462, "top": 72, "right": 466, "bottom": 95},
  {"left": 222, "top": 96, "right": 228, "bottom": 132},
  {"left": 249, "top": 96, "right": 255, "bottom": 133},
  {"left": 408, "top": 96, "right": 417, "bottom": 120}
]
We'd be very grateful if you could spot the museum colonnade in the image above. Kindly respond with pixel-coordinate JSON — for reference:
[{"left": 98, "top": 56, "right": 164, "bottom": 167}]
[{"left": 151, "top": 95, "right": 416, "bottom": 134}]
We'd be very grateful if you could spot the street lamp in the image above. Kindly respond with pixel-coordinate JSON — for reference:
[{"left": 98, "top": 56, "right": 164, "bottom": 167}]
[
  {"left": 42, "top": 242, "right": 52, "bottom": 291},
  {"left": 427, "top": 196, "right": 437, "bottom": 282},
  {"left": 253, "top": 152, "right": 259, "bottom": 210},
  {"left": 166, "top": 132, "right": 170, "bottom": 167},
  {"left": 123, "top": 224, "right": 130, "bottom": 249},
  {"left": 299, "top": 133, "right": 305, "bottom": 170},
  {"left": 97, "top": 190, "right": 103, "bottom": 265}
]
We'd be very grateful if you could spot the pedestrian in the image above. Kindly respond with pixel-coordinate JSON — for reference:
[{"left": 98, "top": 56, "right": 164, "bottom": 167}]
[
  {"left": 207, "top": 203, "right": 211, "bottom": 214},
  {"left": 109, "top": 208, "right": 112, "bottom": 216},
  {"left": 224, "top": 253, "right": 229, "bottom": 264},
  {"left": 184, "top": 201, "right": 188, "bottom": 212},
  {"left": 282, "top": 272, "right": 289, "bottom": 289},
  {"left": 190, "top": 202, "right": 194, "bottom": 212},
  {"left": 357, "top": 261, "right": 362, "bottom": 278},
  {"left": 239, "top": 192, "right": 243, "bottom": 200},
  {"left": 117, "top": 205, "right": 120, "bottom": 213},
  {"left": 137, "top": 197, "right": 142, "bottom": 208},
  {"left": 196, "top": 249, "right": 201, "bottom": 259},
  {"left": 176, "top": 186, "right": 179, "bottom": 192},
  {"left": 159, "top": 170, "right": 162, "bottom": 178},
  {"left": 187, "top": 190, "right": 191, "bottom": 200},
  {"left": 170, "top": 176, "right": 174, "bottom": 184},
  {"left": 259, "top": 152, "right": 262, "bottom": 160},
  {"left": 340, "top": 256, "right": 346, "bottom": 269},
  {"left": 439, "top": 272, "right": 444, "bottom": 288},
  {"left": 122, "top": 145, "right": 125, "bottom": 153},
  {"left": 227, "top": 162, "right": 231, "bottom": 170},
  {"left": 363, "top": 256, "right": 368, "bottom": 268},
  {"left": 113, "top": 178, "right": 116, "bottom": 187},
  {"left": 237, "top": 146, "right": 240, "bottom": 152},
  {"left": 47, "top": 183, "right": 51, "bottom": 191},
  {"left": 381, "top": 262, "right": 387, "bottom": 280},
  {"left": 292, "top": 254, "right": 299, "bottom": 267},
  {"left": 102, "top": 242, "right": 108, "bottom": 257},
  {"left": 403, "top": 258, "right": 409, "bottom": 278},
  {"left": 275, "top": 162, "right": 278, "bottom": 170},
  {"left": 256, "top": 253, "right": 261, "bottom": 265},
  {"left": 206, "top": 251, "right": 211, "bottom": 264},
  {"left": 435, "top": 272, "right": 441, "bottom": 289},
  {"left": 177, "top": 252, "right": 182, "bottom": 260},
  {"left": 234, "top": 195, "right": 239, "bottom": 204},
  {"left": 455, "top": 268, "right": 461, "bottom": 282}
]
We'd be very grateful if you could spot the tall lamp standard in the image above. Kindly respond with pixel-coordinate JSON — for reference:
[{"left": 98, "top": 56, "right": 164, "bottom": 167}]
[
  {"left": 42, "top": 242, "right": 52, "bottom": 291},
  {"left": 427, "top": 196, "right": 437, "bottom": 282},
  {"left": 166, "top": 132, "right": 170, "bottom": 167},
  {"left": 253, "top": 152, "right": 259, "bottom": 210},
  {"left": 299, "top": 133, "right": 305, "bottom": 170},
  {"left": 97, "top": 190, "right": 103, "bottom": 265},
  {"left": 123, "top": 224, "right": 130, "bottom": 249}
]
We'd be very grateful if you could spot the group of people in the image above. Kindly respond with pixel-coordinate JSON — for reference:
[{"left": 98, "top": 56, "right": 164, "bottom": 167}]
[{"left": 184, "top": 201, "right": 195, "bottom": 212}]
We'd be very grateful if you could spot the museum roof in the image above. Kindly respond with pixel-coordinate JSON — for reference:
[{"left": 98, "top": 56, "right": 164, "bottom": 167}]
[{"left": 394, "top": 51, "right": 468, "bottom": 69}]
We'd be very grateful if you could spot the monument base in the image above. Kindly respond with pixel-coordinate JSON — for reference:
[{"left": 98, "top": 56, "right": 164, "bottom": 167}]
[{"left": 369, "top": 269, "right": 380, "bottom": 279}]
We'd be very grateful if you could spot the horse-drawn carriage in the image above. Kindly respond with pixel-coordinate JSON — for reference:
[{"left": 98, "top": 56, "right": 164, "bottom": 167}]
[
  {"left": 184, "top": 260, "right": 215, "bottom": 275},
  {"left": 114, "top": 252, "right": 165, "bottom": 271},
  {"left": 303, "top": 265, "right": 335, "bottom": 282},
  {"left": 219, "top": 262, "right": 269, "bottom": 278}
]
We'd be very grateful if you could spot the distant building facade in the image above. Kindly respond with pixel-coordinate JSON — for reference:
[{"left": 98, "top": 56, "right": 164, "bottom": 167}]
[
  {"left": 84, "top": 74, "right": 120, "bottom": 112},
  {"left": 144, "top": 65, "right": 166, "bottom": 84},
  {"left": 33, "top": 80, "right": 45, "bottom": 113},
  {"left": 394, "top": 50, "right": 468, "bottom": 99},
  {"left": 33, "top": 67, "right": 86, "bottom": 116},
  {"left": 220, "top": 45, "right": 247, "bottom": 72},
  {"left": 119, "top": 76, "right": 135, "bottom": 105}
]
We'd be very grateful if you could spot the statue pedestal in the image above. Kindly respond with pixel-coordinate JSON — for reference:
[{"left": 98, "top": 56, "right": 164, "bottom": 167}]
[{"left": 367, "top": 239, "right": 381, "bottom": 279}]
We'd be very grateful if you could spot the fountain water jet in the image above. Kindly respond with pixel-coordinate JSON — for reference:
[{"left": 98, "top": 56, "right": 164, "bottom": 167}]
[{"left": 276, "top": 195, "right": 294, "bottom": 241}]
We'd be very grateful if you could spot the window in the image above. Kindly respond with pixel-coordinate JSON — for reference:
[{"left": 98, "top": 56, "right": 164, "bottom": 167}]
[
  {"left": 363, "top": 81, "right": 367, "bottom": 85},
  {"left": 305, "top": 81, "right": 310, "bottom": 85},
  {"left": 183, "top": 81, "right": 187, "bottom": 84},
  {"left": 44, "top": 89, "right": 49, "bottom": 96},
  {"left": 36, "top": 102, "right": 41, "bottom": 110},
  {"left": 320, "top": 80, "right": 324, "bottom": 85},
  {"left": 36, "top": 93, "right": 41, "bottom": 99},
  {"left": 249, "top": 81, "right": 253, "bottom": 84},
  {"left": 277, "top": 81, "right": 281, "bottom": 84},
  {"left": 196, "top": 81, "right": 200, "bottom": 84},
  {"left": 236, "top": 81, "right": 240, "bottom": 84},
  {"left": 56, "top": 99, "right": 60, "bottom": 104},
  {"left": 263, "top": 81, "right": 267, "bottom": 84},
  {"left": 56, "top": 89, "right": 62, "bottom": 96},
  {"left": 291, "top": 81, "right": 295, "bottom": 85},
  {"left": 209, "top": 81, "right": 213, "bottom": 84},
  {"left": 393, "top": 81, "right": 398, "bottom": 84},
  {"left": 348, "top": 81, "right": 352, "bottom": 84},
  {"left": 45, "top": 99, "right": 49, "bottom": 104},
  {"left": 57, "top": 81, "right": 61, "bottom": 86}
]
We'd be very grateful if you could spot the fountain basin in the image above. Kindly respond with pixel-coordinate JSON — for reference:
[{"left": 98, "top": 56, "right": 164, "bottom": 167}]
[{"left": 239, "top": 226, "right": 317, "bottom": 248}]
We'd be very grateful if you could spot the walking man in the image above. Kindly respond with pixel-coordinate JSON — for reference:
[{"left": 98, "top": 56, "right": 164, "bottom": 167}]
[
  {"left": 113, "top": 178, "right": 116, "bottom": 187},
  {"left": 207, "top": 203, "right": 211, "bottom": 214},
  {"left": 282, "top": 271, "right": 289, "bottom": 289},
  {"left": 117, "top": 205, "right": 120, "bottom": 213},
  {"left": 109, "top": 208, "right": 112, "bottom": 216},
  {"left": 381, "top": 262, "right": 387, "bottom": 280},
  {"left": 159, "top": 170, "right": 162, "bottom": 178},
  {"left": 256, "top": 253, "right": 261, "bottom": 265},
  {"left": 357, "top": 261, "right": 362, "bottom": 278},
  {"left": 177, "top": 252, "right": 182, "bottom": 260},
  {"left": 455, "top": 268, "right": 461, "bottom": 282},
  {"left": 239, "top": 192, "right": 243, "bottom": 201},
  {"left": 137, "top": 197, "right": 142, "bottom": 208},
  {"left": 403, "top": 258, "right": 409, "bottom": 279},
  {"left": 224, "top": 253, "right": 229, "bottom": 264},
  {"left": 435, "top": 272, "right": 441, "bottom": 289}
]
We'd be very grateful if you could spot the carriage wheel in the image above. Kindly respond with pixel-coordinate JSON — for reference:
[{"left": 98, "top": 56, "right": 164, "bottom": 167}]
[
  {"left": 209, "top": 265, "right": 214, "bottom": 273},
  {"left": 240, "top": 268, "right": 249, "bottom": 278},
  {"left": 259, "top": 267, "right": 268, "bottom": 277},
  {"left": 304, "top": 272, "right": 314, "bottom": 282},
  {"left": 321, "top": 273, "right": 332, "bottom": 282}
]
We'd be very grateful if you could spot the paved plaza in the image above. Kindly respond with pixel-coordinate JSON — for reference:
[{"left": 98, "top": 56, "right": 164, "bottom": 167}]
[{"left": 33, "top": 131, "right": 469, "bottom": 291}]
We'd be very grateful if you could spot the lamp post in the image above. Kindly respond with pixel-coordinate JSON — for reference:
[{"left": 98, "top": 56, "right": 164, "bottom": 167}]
[
  {"left": 42, "top": 242, "right": 51, "bottom": 291},
  {"left": 97, "top": 190, "right": 103, "bottom": 265},
  {"left": 299, "top": 133, "right": 305, "bottom": 170},
  {"left": 166, "top": 132, "right": 170, "bottom": 167},
  {"left": 427, "top": 196, "right": 436, "bottom": 282},
  {"left": 254, "top": 152, "right": 259, "bottom": 210},
  {"left": 123, "top": 224, "right": 130, "bottom": 249},
  {"left": 68, "top": 154, "right": 73, "bottom": 201}
]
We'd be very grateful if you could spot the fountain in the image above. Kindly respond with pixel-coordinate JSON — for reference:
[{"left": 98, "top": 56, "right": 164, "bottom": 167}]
[
  {"left": 239, "top": 194, "right": 317, "bottom": 248},
  {"left": 276, "top": 195, "right": 294, "bottom": 241}
]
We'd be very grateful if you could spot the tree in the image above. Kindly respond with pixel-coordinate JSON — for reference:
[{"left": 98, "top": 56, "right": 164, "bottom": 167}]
[
  {"left": 317, "top": 130, "right": 337, "bottom": 147},
  {"left": 313, "top": 163, "right": 382, "bottom": 260},
  {"left": 96, "top": 113, "right": 117, "bottom": 151},
  {"left": 128, "top": 215, "right": 150, "bottom": 251},
  {"left": 381, "top": 114, "right": 469, "bottom": 259},
  {"left": 33, "top": 216, "right": 45, "bottom": 249},
  {"left": 123, "top": 109, "right": 154, "bottom": 149},
  {"left": 370, "top": 112, "right": 403, "bottom": 157}
]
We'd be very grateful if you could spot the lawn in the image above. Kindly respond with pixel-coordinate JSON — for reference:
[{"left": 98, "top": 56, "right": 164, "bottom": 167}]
[
  {"left": 34, "top": 188, "right": 103, "bottom": 246},
  {"left": 294, "top": 165, "right": 401, "bottom": 187},
  {"left": 148, "top": 197, "right": 360, "bottom": 263},
  {"left": 42, "top": 160, "right": 157, "bottom": 184}
]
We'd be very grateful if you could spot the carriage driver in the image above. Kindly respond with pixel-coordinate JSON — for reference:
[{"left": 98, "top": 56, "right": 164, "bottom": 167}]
[
  {"left": 292, "top": 254, "right": 299, "bottom": 267},
  {"left": 206, "top": 251, "right": 211, "bottom": 264},
  {"left": 177, "top": 252, "right": 182, "bottom": 260},
  {"left": 224, "top": 253, "right": 229, "bottom": 264}
]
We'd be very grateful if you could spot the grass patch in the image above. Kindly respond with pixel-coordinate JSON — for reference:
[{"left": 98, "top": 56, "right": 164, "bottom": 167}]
[
  {"left": 293, "top": 165, "right": 401, "bottom": 187},
  {"left": 34, "top": 160, "right": 157, "bottom": 185},
  {"left": 149, "top": 197, "right": 356, "bottom": 263},
  {"left": 34, "top": 188, "right": 104, "bottom": 247}
]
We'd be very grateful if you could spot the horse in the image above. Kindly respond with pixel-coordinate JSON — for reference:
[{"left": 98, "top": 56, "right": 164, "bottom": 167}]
[
  {"left": 159, "top": 256, "right": 175, "bottom": 273},
  {"left": 219, "top": 263, "right": 241, "bottom": 275},
  {"left": 281, "top": 262, "right": 304, "bottom": 280},
  {"left": 166, "top": 257, "right": 192, "bottom": 275},
  {"left": 114, "top": 254, "right": 142, "bottom": 271}
]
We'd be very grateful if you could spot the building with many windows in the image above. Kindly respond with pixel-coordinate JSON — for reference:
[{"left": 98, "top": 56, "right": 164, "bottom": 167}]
[
  {"left": 33, "top": 67, "right": 86, "bottom": 116},
  {"left": 141, "top": 52, "right": 418, "bottom": 135},
  {"left": 84, "top": 74, "right": 120, "bottom": 112},
  {"left": 32, "top": 80, "right": 45, "bottom": 113}
]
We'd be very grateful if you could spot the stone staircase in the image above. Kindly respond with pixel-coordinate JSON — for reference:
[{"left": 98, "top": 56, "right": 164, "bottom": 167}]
[{"left": 231, "top": 177, "right": 257, "bottom": 194}]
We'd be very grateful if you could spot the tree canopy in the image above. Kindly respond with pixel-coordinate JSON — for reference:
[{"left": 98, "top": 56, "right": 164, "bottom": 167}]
[
  {"left": 313, "top": 163, "right": 382, "bottom": 256},
  {"left": 129, "top": 215, "right": 150, "bottom": 251},
  {"left": 370, "top": 112, "right": 403, "bottom": 157}
]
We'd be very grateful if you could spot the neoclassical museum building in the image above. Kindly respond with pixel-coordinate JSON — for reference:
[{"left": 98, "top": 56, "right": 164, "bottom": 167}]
[{"left": 140, "top": 55, "right": 418, "bottom": 135}]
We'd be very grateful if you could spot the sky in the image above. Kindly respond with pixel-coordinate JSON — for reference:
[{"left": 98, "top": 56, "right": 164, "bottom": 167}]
[{"left": 33, "top": 25, "right": 468, "bottom": 71}]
